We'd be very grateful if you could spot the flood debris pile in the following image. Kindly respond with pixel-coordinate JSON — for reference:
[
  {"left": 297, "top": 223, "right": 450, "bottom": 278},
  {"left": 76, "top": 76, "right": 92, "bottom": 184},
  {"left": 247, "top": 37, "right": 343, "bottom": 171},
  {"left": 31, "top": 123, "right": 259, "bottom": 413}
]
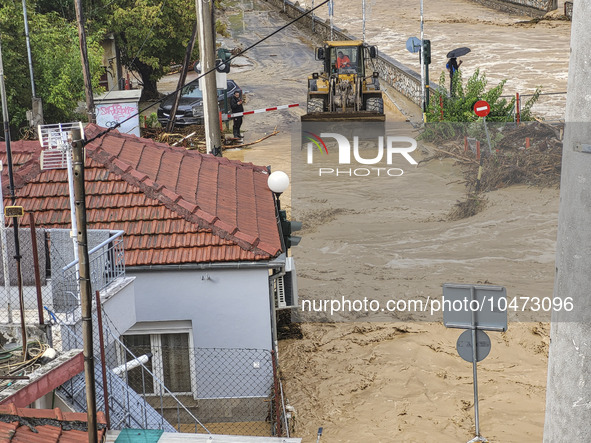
[
  {"left": 420, "top": 121, "right": 563, "bottom": 219},
  {"left": 470, "top": 122, "right": 563, "bottom": 191},
  {"left": 447, "top": 193, "right": 488, "bottom": 221},
  {"left": 141, "top": 124, "right": 207, "bottom": 152},
  {"left": 421, "top": 121, "right": 563, "bottom": 192}
]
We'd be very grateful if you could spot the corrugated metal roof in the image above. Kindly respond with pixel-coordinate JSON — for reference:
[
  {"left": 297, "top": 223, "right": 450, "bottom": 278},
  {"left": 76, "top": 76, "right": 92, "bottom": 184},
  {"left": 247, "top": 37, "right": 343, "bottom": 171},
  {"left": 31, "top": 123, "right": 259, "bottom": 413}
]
[{"left": 0, "top": 124, "right": 282, "bottom": 266}]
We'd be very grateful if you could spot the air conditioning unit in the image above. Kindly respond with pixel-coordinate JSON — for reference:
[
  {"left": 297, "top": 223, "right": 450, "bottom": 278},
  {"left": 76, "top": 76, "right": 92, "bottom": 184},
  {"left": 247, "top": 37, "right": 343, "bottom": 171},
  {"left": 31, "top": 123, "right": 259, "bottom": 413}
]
[{"left": 275, "top": 257, "right": 298, "bottom": 309}]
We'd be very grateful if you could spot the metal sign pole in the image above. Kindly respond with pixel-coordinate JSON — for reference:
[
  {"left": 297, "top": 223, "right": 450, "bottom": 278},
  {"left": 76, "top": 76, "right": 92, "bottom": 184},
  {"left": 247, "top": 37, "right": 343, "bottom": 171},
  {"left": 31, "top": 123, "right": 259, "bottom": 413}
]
[
  {"left": 470, "top": 286, "right": 481, "bottom": 439},
  {"left": 444, "top": 283, "right": 504, "bottom": 443},
  {"left": 483, "top": 116, "right": 493, "bottom": 155}
]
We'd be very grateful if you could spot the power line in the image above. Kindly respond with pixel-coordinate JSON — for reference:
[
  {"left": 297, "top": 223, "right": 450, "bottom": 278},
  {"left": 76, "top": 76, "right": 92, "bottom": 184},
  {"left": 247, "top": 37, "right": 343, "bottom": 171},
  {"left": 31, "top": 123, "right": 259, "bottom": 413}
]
[{"left": 86, "top": 0, "right": 330, "bottom": 144}]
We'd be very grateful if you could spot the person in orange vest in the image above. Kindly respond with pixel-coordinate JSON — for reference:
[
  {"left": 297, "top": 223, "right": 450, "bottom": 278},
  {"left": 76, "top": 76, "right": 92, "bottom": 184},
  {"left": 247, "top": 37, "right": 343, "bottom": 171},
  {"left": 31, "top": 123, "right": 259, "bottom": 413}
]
[{"left": 336, "top": 51, "right": 351, "bottom": 69}]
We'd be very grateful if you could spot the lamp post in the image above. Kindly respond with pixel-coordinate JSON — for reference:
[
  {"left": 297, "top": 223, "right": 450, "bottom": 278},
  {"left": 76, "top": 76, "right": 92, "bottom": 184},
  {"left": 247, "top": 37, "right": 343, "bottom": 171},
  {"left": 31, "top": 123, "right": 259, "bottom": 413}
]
[
  {"left": 268, "top": 170, "right": 290, "bottom": 253},
  {"left": 267, "top": 170, "right": 291, "bottom": 360},
  {"left": 268, "top": 170, "right": 290, "bottom": 211}
]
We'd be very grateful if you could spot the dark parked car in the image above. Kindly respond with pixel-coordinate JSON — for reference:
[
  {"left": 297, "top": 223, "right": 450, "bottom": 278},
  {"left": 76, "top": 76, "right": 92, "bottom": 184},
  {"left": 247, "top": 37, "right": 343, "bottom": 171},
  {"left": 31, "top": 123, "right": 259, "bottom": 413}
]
[{"left": 157, "top": 79, "right": 242, "bottom": 126}]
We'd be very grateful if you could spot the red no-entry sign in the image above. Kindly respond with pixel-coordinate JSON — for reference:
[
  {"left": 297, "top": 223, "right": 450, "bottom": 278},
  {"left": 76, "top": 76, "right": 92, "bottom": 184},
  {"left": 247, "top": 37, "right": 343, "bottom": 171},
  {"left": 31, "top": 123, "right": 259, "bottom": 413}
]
[{"left": 474, "top": 100, "right": 490, "bottom": 117}]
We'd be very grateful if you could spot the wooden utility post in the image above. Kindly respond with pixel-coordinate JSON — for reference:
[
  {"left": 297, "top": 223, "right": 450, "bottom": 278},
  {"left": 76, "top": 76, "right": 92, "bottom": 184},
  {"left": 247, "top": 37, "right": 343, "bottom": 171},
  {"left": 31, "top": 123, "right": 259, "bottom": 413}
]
[
  {"left": 72, "top": 128, "right": 98, "bottom": 443},
  {"left": 74, "top": 0, "right": 95, "bottom": 123},
  {"left": 167, "top": 21, "right": 199, "bottom": 133},
  {"left": 196, "top": 0, "right": 222, "bottom": 155},
  {"left": 0, "top": 37, "right": 27, "bottom": 358}
]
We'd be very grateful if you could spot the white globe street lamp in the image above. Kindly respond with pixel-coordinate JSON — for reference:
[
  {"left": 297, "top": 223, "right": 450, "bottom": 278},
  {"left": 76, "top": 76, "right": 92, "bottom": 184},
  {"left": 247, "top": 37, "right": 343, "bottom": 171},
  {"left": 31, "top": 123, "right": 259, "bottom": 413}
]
[{"left": 267, "top": 170, "right": 290, "bottom": 195}]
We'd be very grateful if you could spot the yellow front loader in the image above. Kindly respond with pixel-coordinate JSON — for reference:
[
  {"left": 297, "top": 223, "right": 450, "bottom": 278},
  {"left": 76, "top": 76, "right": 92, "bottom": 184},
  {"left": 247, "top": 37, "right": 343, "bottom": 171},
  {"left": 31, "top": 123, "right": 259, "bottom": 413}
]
[{"left": 301, "top": 41, "right": 385, "bottom": 122}]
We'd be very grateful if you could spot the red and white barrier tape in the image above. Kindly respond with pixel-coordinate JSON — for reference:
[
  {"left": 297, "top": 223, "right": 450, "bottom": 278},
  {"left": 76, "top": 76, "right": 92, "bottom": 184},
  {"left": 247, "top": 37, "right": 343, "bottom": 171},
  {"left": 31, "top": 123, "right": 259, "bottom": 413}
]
[{"left": 222, "top": 103, "right": 299, "bottom": 120}]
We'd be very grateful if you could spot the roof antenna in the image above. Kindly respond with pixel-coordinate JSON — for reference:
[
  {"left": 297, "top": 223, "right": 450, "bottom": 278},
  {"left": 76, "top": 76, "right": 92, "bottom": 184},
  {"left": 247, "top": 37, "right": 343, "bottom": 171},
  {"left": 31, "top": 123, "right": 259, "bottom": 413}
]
[{"left": 38, "top": 122, "right": 85, "bottom": 279}]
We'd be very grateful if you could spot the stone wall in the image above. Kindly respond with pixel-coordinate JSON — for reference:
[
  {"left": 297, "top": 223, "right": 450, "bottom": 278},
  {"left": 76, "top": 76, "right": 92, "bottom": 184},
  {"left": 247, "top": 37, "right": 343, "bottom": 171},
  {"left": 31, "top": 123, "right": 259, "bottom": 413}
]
[
  {"left": 264, "top": 0, "right": 424, "bottom": 107},
  {"left": 469, "top": 0, "right": 557, "bottom": 17}
]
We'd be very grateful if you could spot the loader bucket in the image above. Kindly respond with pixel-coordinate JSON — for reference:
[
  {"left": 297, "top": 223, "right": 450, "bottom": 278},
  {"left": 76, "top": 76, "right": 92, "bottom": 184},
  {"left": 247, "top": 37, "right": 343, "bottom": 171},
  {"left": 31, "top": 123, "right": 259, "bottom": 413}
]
[{"left": 301, "top": 111, "right": 386, "bottom": 123}]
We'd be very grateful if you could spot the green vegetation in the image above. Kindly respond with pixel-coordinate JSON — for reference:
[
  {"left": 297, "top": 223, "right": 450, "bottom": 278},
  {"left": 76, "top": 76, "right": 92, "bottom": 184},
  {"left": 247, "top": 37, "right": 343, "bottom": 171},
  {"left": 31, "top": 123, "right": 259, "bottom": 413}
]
[
  {"left": 1, "top": 0, "right": 240, "bottom": 131},
  {"left": 107, "top": 0, "right": 199, "bottom": 99},
  {"left": 145, "top": 112, "right": 161, "bottom": 128},
  {"left": 421, "top": 69, "right": 541, "bottom": 143},
  {"left": 426, "top": 69, "right": 541, "bottom": 123},
  {"left": 0, "top": 3, "right": 104, "bottom": 127}
]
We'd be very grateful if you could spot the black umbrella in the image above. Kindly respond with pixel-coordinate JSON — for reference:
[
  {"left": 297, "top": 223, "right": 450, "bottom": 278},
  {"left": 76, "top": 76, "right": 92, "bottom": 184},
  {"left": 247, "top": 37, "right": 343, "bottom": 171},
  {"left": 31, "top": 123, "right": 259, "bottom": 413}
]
[{"left": 447, "top": 47, "right": 471, "bottom": 59}]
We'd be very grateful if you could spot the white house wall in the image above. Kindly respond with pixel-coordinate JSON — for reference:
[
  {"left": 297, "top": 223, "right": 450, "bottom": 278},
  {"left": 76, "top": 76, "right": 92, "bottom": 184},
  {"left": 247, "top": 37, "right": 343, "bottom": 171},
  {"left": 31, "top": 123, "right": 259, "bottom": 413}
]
[
  {"left": 127, "top": 268, "right": 273, "bottom": 350},
  {"left": 126, "top": 267, "right": 274, "bottom": 400}
]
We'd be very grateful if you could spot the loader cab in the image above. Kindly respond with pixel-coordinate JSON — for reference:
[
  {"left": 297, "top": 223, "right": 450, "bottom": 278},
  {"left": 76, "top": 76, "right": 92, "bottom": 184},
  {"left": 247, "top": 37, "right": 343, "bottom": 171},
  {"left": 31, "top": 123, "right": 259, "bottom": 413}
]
[{"left": 329, "top": 46, "right": 362, "bottom": 75}]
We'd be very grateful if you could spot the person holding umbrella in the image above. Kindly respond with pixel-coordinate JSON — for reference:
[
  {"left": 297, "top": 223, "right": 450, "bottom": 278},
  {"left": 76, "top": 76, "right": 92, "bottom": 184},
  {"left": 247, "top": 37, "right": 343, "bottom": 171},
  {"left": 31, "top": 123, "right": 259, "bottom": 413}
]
[{"left": 446, "top": 47, "right": 470, "bottom": 94}]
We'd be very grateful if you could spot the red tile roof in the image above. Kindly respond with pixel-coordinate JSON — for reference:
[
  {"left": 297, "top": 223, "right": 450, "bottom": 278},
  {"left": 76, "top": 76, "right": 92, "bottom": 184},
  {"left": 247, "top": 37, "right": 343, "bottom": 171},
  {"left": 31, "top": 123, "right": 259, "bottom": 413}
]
[
  {"left": 0, "top": 124, "right": 282, "bottom": 266},
  {"left": 0, "top": 403, "right": 106, "bottom": 442}
]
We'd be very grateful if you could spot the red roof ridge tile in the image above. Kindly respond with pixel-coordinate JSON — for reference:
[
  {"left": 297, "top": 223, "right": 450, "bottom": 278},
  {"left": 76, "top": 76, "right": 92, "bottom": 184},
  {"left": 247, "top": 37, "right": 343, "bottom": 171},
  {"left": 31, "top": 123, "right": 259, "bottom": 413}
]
[
  {"left": 84, "top": 124, "right": 269, "bottom": 173},
  {"left": 177, "top": 199, "right": 199, "bottom": 215},
  {"left": 112, "top": 158, "right": 132, "bottom": 174},
  {"left": 160, "top": 187, "right": 182, "bottom": 204},
  {"left": 213, "top": 219, "right": 239, "bottom": 236}
]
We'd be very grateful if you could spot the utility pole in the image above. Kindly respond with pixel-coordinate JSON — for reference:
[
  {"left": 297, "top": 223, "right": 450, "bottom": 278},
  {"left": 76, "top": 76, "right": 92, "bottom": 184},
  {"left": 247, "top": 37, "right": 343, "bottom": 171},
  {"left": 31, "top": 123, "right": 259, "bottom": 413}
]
[
  {"left": 196, "top": 0, "right": 222, "bottom": 156},
  {"left": 22, "top": 0, "right": 43, "bottom": 128},
  {"left": 362, "top": 0, "right": 366, "bottom": 42},
  {"left": 329, "top": 0, "right": 334, "bottom": 40},
  {"left": 543, "top": 2, "right": 591, "bottom": 441},
  {"left": 74, "top": 0, "right": 95, "bottom": 123},
  {"left": 72, "top": 128, "right": 98, "bottom": 443},
  {"left": 0, "top": 37, "right": 27, "bottom": 359}
]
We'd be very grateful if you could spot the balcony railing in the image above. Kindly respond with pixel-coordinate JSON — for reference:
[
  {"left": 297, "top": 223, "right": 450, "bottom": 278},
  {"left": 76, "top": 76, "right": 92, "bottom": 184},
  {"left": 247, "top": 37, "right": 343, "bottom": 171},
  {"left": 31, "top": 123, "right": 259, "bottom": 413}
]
[{"left": 52, "top": 230, "right": 125, "bottom": 318}]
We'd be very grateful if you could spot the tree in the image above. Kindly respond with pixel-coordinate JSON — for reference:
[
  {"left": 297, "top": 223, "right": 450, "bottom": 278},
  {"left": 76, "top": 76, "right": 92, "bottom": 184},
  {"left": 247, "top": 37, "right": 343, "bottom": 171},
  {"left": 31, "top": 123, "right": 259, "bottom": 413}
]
[
  {"left": 30, "top": 11, "right": 105, "bottom": 123},
  {"left": 0, "top": 2, "right": 104, "bottom": 128},
  {"left": 108, "top": 0, "right": 198, "bottom": 99}
]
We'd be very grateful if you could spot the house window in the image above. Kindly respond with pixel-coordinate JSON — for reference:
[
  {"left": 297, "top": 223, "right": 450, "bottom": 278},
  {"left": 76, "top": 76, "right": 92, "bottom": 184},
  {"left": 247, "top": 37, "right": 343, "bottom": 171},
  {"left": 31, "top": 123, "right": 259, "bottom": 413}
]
[
  {"left": 121, "top": 332, "right": 192, "bottom": 395},
  {"left": 160, "top": 333, "right": 192, "bottom": 393},
  {"left": 121, "top": 334, "right": 154, "bottom": 394}
]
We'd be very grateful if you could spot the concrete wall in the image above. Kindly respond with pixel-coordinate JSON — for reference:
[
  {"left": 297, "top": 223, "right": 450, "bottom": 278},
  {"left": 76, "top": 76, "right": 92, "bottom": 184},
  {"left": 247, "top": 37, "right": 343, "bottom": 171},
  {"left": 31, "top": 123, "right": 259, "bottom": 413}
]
[
  {"left": 265, "top": 0, "right": 424, "bottom": 106},
  {"left": 468, "top": 0, "right": 557, "bottom": 17},
  {"left": 101, "top": 276, "right": 137, "bottom": 333}
]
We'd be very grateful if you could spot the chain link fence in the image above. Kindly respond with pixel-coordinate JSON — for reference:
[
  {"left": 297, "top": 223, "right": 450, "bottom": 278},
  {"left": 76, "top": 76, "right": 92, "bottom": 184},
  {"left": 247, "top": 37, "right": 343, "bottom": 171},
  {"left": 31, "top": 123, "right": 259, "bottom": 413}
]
[
  {"left": 54, "top": 307, "right": 286, "bottom": 437},
  {"left": 0, "top": 223, "right": 289, "bottom": 437},
  {"left": 0, "top": 222, "right": 124, "bottom": 328},
  {"left": 0, "top": 221, "right": 46, "bottom": 326},
  {"left": 514, "top": 91, "right": 566, "bottom": 123}
]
